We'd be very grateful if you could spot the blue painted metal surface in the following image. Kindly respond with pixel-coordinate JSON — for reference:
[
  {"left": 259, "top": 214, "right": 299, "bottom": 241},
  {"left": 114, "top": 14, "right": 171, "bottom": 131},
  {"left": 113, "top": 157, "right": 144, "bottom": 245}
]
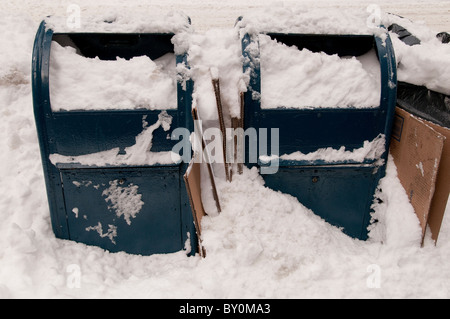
[
  {"left": 32, "top": 21, "right": 196, "bottom": 255},
  {"left": 241, "top": 30, "right": 397, "bottom": 240}
]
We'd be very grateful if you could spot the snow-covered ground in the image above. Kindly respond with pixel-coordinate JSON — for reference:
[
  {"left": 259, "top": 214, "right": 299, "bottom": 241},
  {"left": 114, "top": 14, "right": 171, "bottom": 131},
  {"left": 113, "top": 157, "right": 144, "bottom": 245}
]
[{"left": 0, "top": 0, "right": 449, "bottom": 299}]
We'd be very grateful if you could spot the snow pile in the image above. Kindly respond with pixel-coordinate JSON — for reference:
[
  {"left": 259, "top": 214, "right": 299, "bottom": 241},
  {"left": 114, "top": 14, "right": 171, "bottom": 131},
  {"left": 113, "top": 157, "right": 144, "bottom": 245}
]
[
  {"left": 45, "top": 10, "right": 190, "bottom": 34},
  {"left": 391, "top": 35, "right": 450, "bottom": 95},
  {"left": 174, "top": 28, "right": 245, "bottom": 121},
  {"left": 368, "top": 156, "right": 423, "bottom": 246},
  {"left": 199, "top": 161, "right": 423, "bottom": 298},
  {"left": 49, "top": 42, "right": 177, "bottom": 111},
  {"left": 259, "top": 34, "right": 381, "bottom": 109},
  {"left": 384, "top": 13, "right": 450, "bottom": 95},
  {"left": 237, "top": 6, "right": 385, "bottom": 36}
]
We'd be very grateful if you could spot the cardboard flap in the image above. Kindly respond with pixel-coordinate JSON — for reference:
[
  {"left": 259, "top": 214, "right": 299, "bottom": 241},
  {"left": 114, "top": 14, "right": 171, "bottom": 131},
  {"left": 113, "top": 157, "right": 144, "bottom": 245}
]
[
  {"left": 424, "top": 118, "right": 450, "bottom": 243},
  {"left": 184, "top": 160, "right": 207, "bottom": 257},
  {"left": 390, "top": 107, "right": 447, "bottom": 244}
]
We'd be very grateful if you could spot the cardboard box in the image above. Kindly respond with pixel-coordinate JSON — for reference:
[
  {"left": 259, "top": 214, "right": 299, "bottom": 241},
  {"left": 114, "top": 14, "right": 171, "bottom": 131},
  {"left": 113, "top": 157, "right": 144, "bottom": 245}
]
[{"left": 390, "top": 107, "right": 450, "bottom": 245}]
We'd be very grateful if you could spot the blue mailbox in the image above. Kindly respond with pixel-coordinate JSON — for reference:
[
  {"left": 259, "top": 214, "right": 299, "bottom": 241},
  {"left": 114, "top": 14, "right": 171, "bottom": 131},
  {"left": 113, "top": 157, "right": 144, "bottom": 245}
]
[
  {"left": 241, "top": 29, "right": 397, "bottom": 240},
  {"left": 32, "top": 20, "right": 197, "bottom": 255}
]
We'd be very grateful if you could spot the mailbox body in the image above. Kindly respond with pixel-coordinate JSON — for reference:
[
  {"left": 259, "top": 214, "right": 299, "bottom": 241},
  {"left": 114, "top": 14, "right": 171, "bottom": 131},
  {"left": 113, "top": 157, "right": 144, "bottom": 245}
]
[{"left": 32, "top": 22, "right": 196, "bottom": 255}]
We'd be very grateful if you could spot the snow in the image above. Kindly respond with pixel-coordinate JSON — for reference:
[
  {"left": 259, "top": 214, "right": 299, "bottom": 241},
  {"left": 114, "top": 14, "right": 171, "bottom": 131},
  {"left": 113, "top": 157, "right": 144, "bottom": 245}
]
[
  {"left": 237, "top": 6, "right": 383, "bottom": 36},
  {"left": 177, "top": 27, "right": 245, "bottom": 120},
  {"left": 102, "top": 180, "right": 144, "bottom": 227},
  {"left": 44, "top": 10, "right": 191, "bottom": 34},
  {"left": 50, "top": 42, "right": 178, "bottom": 111},
  {"left": 392, "top": 35, "right": 450, "bottom": 95},
  {"left": 259, "top": 34, "right": 381, "bottom": 109},
  {"left": 383, "top": 12, "right": 450, "bottom": 96},
  {"left": 1, "top": 0, "right": 450, "bottom": 299},
  {"left": 85, "top": 222, "right": 118, "bottom": 245},
  {"left": 260, "top": 134, "right": 386, "bottom": 164}
]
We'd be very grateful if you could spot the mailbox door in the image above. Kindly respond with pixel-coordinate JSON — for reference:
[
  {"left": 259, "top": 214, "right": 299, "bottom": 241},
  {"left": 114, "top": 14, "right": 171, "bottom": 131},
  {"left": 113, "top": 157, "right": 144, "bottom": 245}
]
[
  {"left": 262, "top": 165, "right": 379, "bottom": 240},
  {"left": 60, "top": 166, "right": 183, "bottom": 255}
]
